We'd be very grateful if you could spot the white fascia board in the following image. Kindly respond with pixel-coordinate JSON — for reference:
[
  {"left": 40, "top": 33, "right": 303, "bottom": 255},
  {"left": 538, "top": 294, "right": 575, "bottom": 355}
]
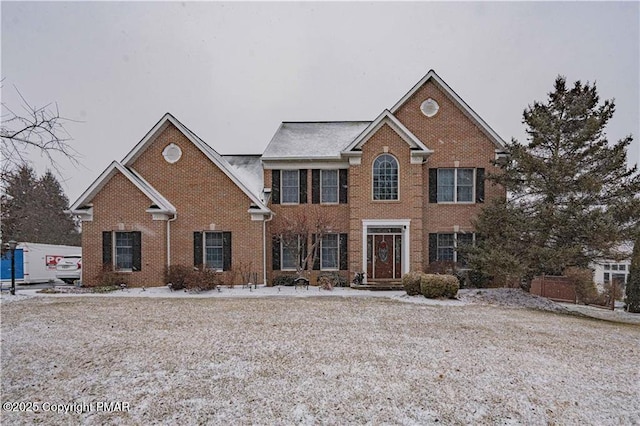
[
  {"left": 69, "top": 161, "right": 121, "bottom": 211},
  {"left": 121, "top": 113, "right": 270, "bottom": 214},
  {"left": 68, "top": 161, "right": 176, "bottom": 215},
  {"left": 390, "top": 70, "right": 506, "bottom": 150},
  {"left": 121, "top": 113, "right": 173, "bottom": 165},
  {"left": 166, "top": 115, "right": 270, "bottom": 213},
  {"left": 261, "top": 155, "right": 344, "bottom": 162},
  {"left": 127, "top": 168, "right": 176, "bottom": 213},
  {"left": 261, "top": 160, "right": 350, "bottom": 170},
  {"left": 68, "top": 207, "right": 93, "bottom": 221},
  {"left": 342, "top": 110, "right": 433, "bottom": 154}
]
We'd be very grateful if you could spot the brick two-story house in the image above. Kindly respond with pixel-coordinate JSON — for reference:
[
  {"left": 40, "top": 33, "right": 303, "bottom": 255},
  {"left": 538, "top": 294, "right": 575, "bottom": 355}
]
[{"left": 70, "top": 70, "right": 507, "bottom": 287}]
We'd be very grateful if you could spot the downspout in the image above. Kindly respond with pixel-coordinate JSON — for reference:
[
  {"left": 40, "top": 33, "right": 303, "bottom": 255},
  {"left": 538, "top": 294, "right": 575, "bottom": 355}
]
[
  {"left": 167, "top": 213, "right": 177, "bottom": 268},
  {"left": 263, "top": 213, "right": 274, "bottom": 285}
]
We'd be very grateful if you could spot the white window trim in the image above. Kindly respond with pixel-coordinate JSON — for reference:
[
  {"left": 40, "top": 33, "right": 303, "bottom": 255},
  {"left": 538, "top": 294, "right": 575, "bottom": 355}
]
[
  {"left": 203, "top": 231, "right": 224, "bottom": 272},
  {"left": 436, "top": 232, "right": 476, "bottom": 264},
  {"left": 114, "top": 231, "right": 134, "bottom": 272},
  {"left": 281, "top": 235, "right": 301, "bottom": 271},
  {"left": 361, "top": 219, "right": 411, "bottom": 284},
  {"left": 320, "top": 169, "right": 339, "bottom": 205},
  {"left": 281, "top": 170, "right": 300, "bottom": 205},
  {"left": 320, "top": 233, "right": 339, "bottom": 271},
  {"left": 437, "top": 168, "right": 476, "bottom": 204},
  {"left": 372, "top": 154, "right": 400, "bottom": 202}
]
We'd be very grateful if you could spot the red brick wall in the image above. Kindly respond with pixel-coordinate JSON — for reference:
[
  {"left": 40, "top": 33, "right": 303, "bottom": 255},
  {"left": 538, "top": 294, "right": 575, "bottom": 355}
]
[
  {"left": 83, "top": 76, "right": 505, "bottom": 286},
  {"left": 82, "top": 173, "right": 167, "bottom": 287},
  {"left": 394, "top": 80, "right": 506, "bottom": 269},
  {"left": 265, "top": 169, "right": 350, "bottom": 284},
  {"left": 84, "top": 123, "right": 264, "bottom": 287},
  {"left": 347, "top": 123, "right": 425, "bottom": 276}
]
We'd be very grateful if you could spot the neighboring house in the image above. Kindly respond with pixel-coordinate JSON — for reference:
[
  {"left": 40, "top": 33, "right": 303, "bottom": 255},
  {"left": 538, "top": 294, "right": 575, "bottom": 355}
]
[
  {"left": 591, "top": 243, "right": 633, "bottom": 289},
  {"left": 70, "top": 70, "right": 507, "bottom": 286}
]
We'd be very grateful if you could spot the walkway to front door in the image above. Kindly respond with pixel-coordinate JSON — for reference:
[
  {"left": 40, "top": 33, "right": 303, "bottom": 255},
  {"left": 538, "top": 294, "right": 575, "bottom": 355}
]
[{"left": 367, "top": 227, "right": 402, "bottom": 280}]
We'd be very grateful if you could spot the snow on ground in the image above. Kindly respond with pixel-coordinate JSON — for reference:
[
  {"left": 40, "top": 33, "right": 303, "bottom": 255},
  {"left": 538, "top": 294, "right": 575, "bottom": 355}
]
[{"left": 1, "top": 288, "right": 638, "bottom": 425}]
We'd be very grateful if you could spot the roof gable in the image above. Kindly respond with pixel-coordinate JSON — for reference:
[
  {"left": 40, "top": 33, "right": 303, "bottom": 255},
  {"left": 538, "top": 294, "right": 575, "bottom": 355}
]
[
  {"left": 390, "top": 70, "right": 506, "bottom": 150},
  {"left": 121, "top": 113, "right": 269, "bottom": 213},
  {"left": 69, "top": 161, "right": 176, "bottom": 214},
  {"left": 342, "top": 110, "right": 433, "bottom": 155}
]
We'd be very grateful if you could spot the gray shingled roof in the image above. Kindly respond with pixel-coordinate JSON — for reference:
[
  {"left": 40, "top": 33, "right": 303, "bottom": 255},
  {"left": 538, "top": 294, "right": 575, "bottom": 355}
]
[
  {"left": 223, "top": 155, "right": 264, "bottom": 202},
  {"left": 262, "top": 121, "right": 371, "bottom": 160}
]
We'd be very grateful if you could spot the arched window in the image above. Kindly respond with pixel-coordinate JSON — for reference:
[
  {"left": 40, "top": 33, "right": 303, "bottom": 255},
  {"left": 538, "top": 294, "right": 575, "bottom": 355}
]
[{"left": 372, "top": 154, "right": 399, "bottom": 200}]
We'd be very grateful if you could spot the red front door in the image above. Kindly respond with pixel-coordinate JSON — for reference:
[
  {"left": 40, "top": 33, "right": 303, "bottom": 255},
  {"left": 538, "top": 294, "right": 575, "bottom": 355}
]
[
  {"left": 367, "top": 234, "right": 402, "bottom": 280},
  {"left": 374, "top": 235, "right": 394, "bottom": 279}
]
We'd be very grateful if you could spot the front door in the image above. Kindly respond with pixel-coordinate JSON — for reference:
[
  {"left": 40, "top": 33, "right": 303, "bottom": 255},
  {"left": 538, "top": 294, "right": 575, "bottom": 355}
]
[{"left": 367, "top": 232, "right": 402, "bottom": 280}]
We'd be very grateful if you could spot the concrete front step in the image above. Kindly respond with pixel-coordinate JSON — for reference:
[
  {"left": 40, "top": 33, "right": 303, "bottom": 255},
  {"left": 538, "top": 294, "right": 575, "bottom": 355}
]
[{"left": 350, "top": 282, "right": 404, "bottom": 291}]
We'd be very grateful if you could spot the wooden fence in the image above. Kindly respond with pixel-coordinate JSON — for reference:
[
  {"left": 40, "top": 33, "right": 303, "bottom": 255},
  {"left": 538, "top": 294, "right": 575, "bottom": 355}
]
[{"left": 530, "top": 275, "right": 576, "bottom": 303}]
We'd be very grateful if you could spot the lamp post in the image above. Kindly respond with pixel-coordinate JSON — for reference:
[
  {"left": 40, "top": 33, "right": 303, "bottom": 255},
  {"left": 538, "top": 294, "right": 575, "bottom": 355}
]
[{"left": 8, "top": 240, "right": 17, "bottom": 295}]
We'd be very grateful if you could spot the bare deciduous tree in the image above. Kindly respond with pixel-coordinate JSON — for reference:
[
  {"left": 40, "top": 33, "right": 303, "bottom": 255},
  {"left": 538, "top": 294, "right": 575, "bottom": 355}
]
[
  {"left": 273, "top": 205, "right": 336, "bottom": 280},
  {"left": 1, "top": 84, "right": 79, "bottom": 179}
]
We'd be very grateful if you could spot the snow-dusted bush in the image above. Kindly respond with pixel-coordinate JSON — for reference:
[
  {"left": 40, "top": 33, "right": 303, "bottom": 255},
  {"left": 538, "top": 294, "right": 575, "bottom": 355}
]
[
  {"left": 317, "top": 272, "right": 347, "bottom": 290},
  {"left": 272, "top": 275, "right": 295, "bottom": 287},
  {"left": 164, "top": 265, "right": 222, "bottom": 292},
  {"left": 402, "top": 271, "right": 423, "bottom": 296},
  {"left": 164, "top": 265, "right": 192, "bottom": 290},
  {"left": 420, "top": 274, "right": 459, "bottom": 299},
  {"left": 96, "top": 264, "right": 129, "bottom": 287}
]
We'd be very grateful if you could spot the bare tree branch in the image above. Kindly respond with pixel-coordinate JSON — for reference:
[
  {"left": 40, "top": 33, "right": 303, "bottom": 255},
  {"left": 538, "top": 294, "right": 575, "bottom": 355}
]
[
  {"left": 1, "top": 85, "right": 80, "bottom": 180},
  {"left": 273, "top": 205, "right": 336, "bottom": 277}
]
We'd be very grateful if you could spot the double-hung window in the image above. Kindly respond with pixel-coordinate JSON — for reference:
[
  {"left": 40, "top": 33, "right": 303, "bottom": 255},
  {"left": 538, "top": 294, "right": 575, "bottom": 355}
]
[
  {"left": 436, "top": 234, "right": 455, "bottom": 262},
  {"left": 205, "top": 232, "right": 224, "bottom": 270},
  {"left": 115, "top": 232, "right": 134, "bottom": 270},
  {"left": 103, "top": 231, "right": 141, "bottom": 272},
  {"left": 281, "top": 170, "right": 300, "bottom": 204},
  {"left": 429, "top": 232, "right": 475, "bottom": 265},
  {"left": 321, "top": 234, "right": 339, "bottom": 270},
  {"left": 321, "top": 170, "right": 339, "bottom": 204},
  {"left": 281, "top": 236, "right": 301, "bottom": 271},
  {"left": 193, "top": 231, "right": 231, "bottom": 271},
  {"left": 437, "top": 169, "right": 474, "bottom": 202}
]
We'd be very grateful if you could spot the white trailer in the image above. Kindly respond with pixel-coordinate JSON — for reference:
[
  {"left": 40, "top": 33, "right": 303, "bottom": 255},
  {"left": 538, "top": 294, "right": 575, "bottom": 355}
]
[{"left": 1, "top": 242, "right": 81, "bottom": 284}]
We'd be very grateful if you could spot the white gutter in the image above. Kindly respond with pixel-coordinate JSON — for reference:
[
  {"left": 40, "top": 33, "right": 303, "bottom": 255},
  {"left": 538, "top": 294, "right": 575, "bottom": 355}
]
[
  {"left": 263, "top": 213, "right": 274, "bottom": 285},
  {"left": 167, "top": 213, "right": 177, "bottom": 268}
]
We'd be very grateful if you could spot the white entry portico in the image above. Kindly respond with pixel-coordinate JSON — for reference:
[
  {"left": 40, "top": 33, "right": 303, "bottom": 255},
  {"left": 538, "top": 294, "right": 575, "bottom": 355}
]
[{"left": 361, "top": 219, "right": 411, "bottom": 283}]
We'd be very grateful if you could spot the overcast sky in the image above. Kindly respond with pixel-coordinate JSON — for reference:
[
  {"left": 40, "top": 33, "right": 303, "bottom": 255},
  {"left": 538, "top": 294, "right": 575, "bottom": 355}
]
[{"left": 2, "top": 1, "right": 639, "bottom": 202}]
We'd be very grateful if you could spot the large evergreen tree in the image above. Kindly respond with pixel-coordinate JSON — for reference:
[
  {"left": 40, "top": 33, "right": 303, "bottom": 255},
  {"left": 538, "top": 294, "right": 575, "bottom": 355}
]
[
  {"left": 470, "top": 76, "right": 640, "bottom": 282},
  {"left": 625, "top": 234, "right": 640, "bottom": 313},
  {"left": 1, "top": 165, "right": 80, "bottom": 245}
]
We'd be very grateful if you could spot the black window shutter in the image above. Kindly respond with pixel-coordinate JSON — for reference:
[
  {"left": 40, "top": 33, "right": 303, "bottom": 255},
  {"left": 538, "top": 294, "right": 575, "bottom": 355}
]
[
  {"left": 300, "top": 235, "right": 307, "bottom": 269},
  {"left": 194, "top": 231, "right": 203, "bottom": 267},
  {"left": 476, "top": 168, "right": 485, "bottom": 203},
  {"left": 102, "top": 231, "right": 112, "bottom": 267},
  {"left": 312, "top": 234, "right": 320, "bottom": 270},
  {"left": 299, "top": 169, "right": 307, "bottom": 204},
  {"left": 223, "top": 232, "right": 232, "bottom": 271},
  {"left": 272, "top": 235, "right": 281, "bottom": 271},
  {"left": 429, "top": 169, "right": 438, "bottom": 203},
  {"left": 428, "top": 233, "right": 438, "bottom": 263},
  {"left": 312, "top": 169, "right": 320, "bottom": 204},
  {"left": 132, "top": 231, "right": 142, "bottom": 271},
  {"left": 339, "top": 169, "right": 348, "bottom": 204},
  {"left": 272, "top": 170, "right": 280, "bottom": 204},
  {"left": 339, "top": 233, "right": 348, "bottom": 270}
]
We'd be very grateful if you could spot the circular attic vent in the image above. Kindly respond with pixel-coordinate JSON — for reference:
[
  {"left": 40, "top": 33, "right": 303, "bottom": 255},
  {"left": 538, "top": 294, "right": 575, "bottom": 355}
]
[
  {"left": 162, "top": 143, "right": 182, "bottom": 164},
  {"left": 420, "top": 98, "right": 440, "bottom": 117}
]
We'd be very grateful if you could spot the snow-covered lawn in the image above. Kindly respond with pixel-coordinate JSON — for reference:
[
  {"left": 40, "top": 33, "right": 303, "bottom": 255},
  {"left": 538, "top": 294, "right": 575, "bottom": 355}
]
[{"left": 1, "top": 291, "right": 638, "bottom": 425}]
